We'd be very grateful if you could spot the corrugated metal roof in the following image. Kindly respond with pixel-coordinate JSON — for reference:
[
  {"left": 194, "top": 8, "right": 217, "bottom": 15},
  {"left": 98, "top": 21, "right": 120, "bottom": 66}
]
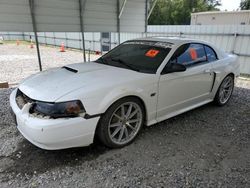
[{"left": 0, "top": 0, "right": 147, "bottom": 32}]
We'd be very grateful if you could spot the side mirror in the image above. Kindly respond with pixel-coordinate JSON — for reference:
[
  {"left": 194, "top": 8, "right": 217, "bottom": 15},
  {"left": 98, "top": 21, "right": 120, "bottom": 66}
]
[{"left": 161, "top": 63, "right": 186, "bottom": 74}]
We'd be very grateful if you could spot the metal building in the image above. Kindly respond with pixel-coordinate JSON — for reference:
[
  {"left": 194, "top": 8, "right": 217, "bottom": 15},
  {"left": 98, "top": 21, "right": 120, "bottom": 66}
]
[
  {"left": 191, "top": 10, "right": 250, "bottom": 25},
  {"left": 0, "top": 0, "right": 157, "bottom": 70}
]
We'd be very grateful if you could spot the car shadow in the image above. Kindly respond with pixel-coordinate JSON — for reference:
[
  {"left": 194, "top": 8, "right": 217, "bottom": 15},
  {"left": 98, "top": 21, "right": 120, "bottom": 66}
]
[{"left": 5, "top": 138, "right": 109, "bottom": 176}]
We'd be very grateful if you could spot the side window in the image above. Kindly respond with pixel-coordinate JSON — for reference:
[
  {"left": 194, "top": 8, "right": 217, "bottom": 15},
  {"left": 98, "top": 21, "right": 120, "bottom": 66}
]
[
  {"left": 170, "top": 43, "right": 207, "bottom": 67},
  {"left": 204, "top": 45, "right": 217, "bottom": 62}
]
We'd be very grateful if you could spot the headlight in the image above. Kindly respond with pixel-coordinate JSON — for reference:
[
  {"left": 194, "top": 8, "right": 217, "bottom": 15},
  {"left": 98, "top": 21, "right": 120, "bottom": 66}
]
[{"left": 33, "top": 100, "right": 86, "bottom": 118}]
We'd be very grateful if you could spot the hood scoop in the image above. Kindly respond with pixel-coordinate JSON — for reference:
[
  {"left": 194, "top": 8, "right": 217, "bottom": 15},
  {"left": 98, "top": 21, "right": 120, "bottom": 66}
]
[
  {"left": 62, "top": 66, "right": 78, "bottom": 73},
  {"left": 61, "top": 62, "right": 109, "bottom": 74}
]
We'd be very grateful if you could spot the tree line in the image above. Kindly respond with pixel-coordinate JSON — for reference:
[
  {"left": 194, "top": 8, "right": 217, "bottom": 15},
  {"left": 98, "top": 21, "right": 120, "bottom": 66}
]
[{"left": 148, "top": 0, "right": 250, "bottom": 25}]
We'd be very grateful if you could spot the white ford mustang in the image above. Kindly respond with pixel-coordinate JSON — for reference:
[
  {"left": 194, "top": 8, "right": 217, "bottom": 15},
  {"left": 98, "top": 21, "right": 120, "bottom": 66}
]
[{"left": 10, "top": 37, "right": 240, "bottom": 150}]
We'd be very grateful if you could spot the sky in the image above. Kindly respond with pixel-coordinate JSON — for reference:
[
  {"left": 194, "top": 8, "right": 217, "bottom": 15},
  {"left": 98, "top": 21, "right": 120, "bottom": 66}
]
[{"left": 218, "top": 0, "right": 241, "bottom": 11}]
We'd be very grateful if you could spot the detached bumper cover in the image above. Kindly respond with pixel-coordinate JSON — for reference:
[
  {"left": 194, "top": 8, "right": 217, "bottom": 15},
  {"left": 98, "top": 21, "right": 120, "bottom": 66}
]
[{"left": 10, "top": 89, "right": 100, "bottom": 150}]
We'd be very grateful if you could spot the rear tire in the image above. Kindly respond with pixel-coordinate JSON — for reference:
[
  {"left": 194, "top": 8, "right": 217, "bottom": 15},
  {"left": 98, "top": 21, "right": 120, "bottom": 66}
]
[
  {"left": 214, "top": 75, "right": 234, "bottom": 106},
  {"left": 97, "top": 97, "right": 145, "bottom": 148}
]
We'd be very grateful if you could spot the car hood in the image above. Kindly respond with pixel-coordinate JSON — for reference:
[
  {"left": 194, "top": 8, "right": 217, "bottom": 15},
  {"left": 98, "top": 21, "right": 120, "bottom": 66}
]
[{"left": 19, "top": 62, "right": 145, "bottom": 102}]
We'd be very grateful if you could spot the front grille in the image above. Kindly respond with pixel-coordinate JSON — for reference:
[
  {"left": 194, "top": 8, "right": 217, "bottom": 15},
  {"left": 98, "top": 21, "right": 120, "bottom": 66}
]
[{"left": 16, "top": 89, "right": 34, "bottom": 109}]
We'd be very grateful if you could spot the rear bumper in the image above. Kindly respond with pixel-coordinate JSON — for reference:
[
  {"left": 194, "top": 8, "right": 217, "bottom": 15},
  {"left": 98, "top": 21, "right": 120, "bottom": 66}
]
[{"left": 10, "top": 89, "right": 100, "bottom": 150}]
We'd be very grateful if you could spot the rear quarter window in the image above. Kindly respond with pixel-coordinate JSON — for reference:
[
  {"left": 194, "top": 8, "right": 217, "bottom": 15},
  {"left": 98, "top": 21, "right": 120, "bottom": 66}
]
[{"left": 175, "top": 43, "right": 206, "bottom": 67}]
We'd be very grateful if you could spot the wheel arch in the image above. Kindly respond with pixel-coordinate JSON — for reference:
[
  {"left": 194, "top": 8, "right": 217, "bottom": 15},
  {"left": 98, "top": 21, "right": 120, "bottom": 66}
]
[
  {"left": 216, "top": 72, "right": 235, "bottom": 92},
  {"left": 213, "top": 72, "right": 235, "bottom": 106},
  {"left": 100, "top": 95, "right": 148, "bottom": 124},
  {"left": 227, "top": 72, "right": 235, "bottom": 79}
]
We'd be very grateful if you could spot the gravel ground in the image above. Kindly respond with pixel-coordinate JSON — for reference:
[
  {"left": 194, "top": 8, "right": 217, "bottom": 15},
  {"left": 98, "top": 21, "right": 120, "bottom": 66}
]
[
  {"left": 0, "top": 78, "right": 249, "bottom": 188},
  {"left": 0, "top": 43, "right": 100, "bottom": 84}
]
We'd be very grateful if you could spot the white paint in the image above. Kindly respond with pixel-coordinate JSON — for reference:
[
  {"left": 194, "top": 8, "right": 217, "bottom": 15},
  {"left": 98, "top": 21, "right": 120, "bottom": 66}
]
[{"left": 10, "top": 37, "right": 240, "bottom": 150}]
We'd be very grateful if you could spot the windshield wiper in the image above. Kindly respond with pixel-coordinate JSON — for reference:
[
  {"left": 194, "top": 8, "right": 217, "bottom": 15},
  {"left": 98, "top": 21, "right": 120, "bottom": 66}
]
[{"left": 111, "top": 58, "right": 140, "bottom": 72}]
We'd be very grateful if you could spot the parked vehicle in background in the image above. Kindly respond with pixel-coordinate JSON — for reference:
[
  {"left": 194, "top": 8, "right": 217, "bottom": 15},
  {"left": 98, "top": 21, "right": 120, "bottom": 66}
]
[{"left": 10, "top": 37, "right": 240, "bottom": 150}]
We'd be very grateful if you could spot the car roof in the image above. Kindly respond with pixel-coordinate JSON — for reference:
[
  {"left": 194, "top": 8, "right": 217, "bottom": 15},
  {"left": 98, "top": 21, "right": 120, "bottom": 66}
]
[
  {"left": 134, "top": 36, "right": 208, "bottom": 46},
  {"left": 131, "top": 36, "right": 227, "bottom": 59}
]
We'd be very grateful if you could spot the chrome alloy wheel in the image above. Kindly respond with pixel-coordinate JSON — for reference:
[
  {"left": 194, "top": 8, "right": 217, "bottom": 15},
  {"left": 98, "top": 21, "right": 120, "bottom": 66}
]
[
  {"left": 108, "top": 102, "right": 143, "bottom": 145},
  {"left": 219, "top": 76, "right": 234, "bottom": 104}
]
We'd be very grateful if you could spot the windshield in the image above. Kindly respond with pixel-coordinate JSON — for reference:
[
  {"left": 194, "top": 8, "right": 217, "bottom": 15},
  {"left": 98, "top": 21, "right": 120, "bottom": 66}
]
[{"left": 95, "top": 40, "right": 172, "bottom": 73}]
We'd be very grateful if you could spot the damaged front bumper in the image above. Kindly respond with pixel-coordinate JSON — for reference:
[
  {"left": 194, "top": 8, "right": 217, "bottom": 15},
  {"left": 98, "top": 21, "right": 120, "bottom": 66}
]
[{"left": 10, "top": 88, "right": 100, "bottom": 150}]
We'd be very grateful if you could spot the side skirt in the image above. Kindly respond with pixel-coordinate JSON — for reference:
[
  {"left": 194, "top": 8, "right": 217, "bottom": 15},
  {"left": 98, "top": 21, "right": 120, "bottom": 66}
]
[{"left": 147, "top": 99, "right": 213, "bottom": 126}]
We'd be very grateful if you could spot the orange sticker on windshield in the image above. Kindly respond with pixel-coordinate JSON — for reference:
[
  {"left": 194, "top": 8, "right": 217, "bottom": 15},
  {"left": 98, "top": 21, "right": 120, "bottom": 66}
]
[
  {"left": 145, "top": 49, "right": 159, "bottom": 58},
  {"left": 189, "top": 48, "right": 197, "bottom": 60}
]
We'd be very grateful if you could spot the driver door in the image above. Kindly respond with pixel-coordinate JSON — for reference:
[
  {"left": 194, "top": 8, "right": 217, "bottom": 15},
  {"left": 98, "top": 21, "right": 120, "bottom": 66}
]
[{"left": 157, "top": 43, "right": 214, "bottom": 121}]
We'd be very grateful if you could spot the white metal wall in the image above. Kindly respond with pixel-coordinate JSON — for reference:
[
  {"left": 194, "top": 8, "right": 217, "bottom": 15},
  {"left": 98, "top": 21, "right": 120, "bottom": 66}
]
[
  {"left": 34, "top": 0, "right": 80, "bottom": 32},
  {"left": 1, "top": 25, "right": 250, "bottom": 74},
  {"left": 147, "top": 25, "right": 250, "bottom": 74},
  {"left": 119, "top": 0, "right": 146, "bottom": 32},
  {"left": 191, "top": 11, "right": 250, "bottom": 25},
  {"left": 0, "top": 0, "right": 32, "bottom": 31},
  {"left": 21, "top": 32, "right": 103, "bottom": 51},
  {"left": 0, "top": 0, "right": 147, "bottom": 32}
]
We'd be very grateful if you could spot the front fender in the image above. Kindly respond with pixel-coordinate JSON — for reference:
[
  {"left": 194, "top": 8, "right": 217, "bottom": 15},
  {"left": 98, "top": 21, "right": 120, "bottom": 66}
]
[
  {"left": 57, "top": 75, "right": 159, "bottom": 125},
  {"left": 98, "top": 86, "right": 146, "bottom": 114},
  {"left": 84, "top": 82, "right": 158, "bottom": 126}
]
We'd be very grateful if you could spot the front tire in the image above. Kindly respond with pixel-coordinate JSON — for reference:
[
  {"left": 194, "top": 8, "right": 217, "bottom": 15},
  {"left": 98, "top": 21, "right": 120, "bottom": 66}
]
[
  {"left": 97, "top": 97, "right": 145, "bottom": 148},
  {"left": 214, "top": 75, "right": 234, "bottom": 106}
]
